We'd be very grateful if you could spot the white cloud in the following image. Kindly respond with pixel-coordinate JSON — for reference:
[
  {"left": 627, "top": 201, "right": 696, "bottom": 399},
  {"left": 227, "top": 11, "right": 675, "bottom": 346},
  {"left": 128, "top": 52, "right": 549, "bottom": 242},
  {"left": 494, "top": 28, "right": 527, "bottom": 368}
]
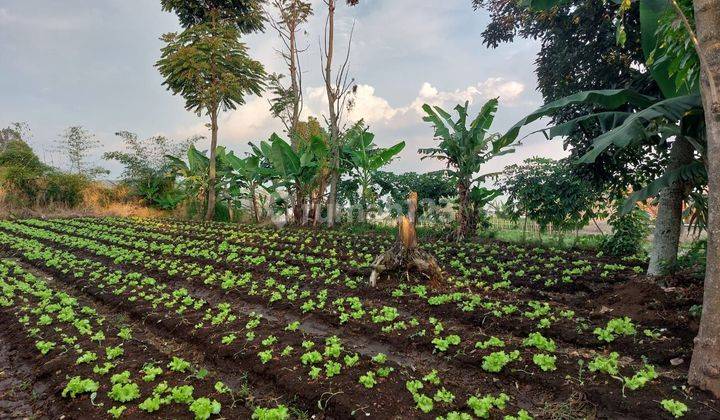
[
  {"left": 171, "top": 96, "right": 283, "bottom": 151},
  {"left": 303, "top": 78, "right": 526, "bottom": 127},
  {"left": 346, "top": 84, "right": 400, "bottom": 124}
]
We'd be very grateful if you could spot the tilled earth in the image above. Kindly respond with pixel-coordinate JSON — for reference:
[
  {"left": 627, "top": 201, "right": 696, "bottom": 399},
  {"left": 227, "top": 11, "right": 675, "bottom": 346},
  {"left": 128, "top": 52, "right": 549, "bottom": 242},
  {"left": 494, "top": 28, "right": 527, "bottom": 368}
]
[{"left": 0, "top": 217, "right": 718, "bottom": 419}]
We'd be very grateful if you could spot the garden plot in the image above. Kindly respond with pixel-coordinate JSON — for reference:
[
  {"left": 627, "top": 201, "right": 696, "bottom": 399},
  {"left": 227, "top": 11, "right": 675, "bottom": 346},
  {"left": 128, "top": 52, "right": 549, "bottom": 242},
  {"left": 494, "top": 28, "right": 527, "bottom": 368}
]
[{"left": 0, "top": 217, "right": 717, "bottom": 419}]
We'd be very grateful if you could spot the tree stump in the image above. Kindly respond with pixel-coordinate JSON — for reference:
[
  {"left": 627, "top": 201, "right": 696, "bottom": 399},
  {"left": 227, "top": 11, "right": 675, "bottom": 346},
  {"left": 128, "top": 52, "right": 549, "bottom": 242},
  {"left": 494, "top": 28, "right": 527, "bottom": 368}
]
[{"left": 369, "top": 192, "right": 444, "bottom": 288}]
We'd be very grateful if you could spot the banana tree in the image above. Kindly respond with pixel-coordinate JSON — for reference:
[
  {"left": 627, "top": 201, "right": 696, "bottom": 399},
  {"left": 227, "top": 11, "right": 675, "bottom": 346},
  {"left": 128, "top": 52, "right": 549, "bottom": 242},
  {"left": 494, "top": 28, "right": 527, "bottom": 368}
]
[
  {"left": 221, "top": 148, "right": 269, "bottom": 223},
  {"left": 256, "top": 132, "right": 328, "bottom": 224},
  {"left": 501, "top": 89, "right": 705, "bottom": 275},
  {"left": 167, "top": 145, "right": 242, "bottom": 219},
  {"left": 516, "top": 0, "right": 720, "bottom": 395},
  {"left": 342, "top": 126, "right": 405, "bottom": 222},
  {"left": 166, "top": 145, "right": 210, "bottom": 210},
  {"left": 420, "top": 98, "right": 515, "bottom": 240}
]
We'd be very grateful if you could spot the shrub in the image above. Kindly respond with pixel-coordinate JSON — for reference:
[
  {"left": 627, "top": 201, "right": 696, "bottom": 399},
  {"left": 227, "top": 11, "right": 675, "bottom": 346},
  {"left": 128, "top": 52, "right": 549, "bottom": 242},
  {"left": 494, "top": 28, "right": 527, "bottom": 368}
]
[{"left": 601, "top": 208, "right": 650, "bottom": 257}]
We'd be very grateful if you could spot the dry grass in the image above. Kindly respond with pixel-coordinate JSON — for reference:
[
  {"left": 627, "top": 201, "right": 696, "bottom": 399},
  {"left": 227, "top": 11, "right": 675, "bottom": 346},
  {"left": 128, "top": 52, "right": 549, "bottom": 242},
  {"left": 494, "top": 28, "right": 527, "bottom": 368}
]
[{"left": 0, "top": 182, "right": 166, "bottom": 220}]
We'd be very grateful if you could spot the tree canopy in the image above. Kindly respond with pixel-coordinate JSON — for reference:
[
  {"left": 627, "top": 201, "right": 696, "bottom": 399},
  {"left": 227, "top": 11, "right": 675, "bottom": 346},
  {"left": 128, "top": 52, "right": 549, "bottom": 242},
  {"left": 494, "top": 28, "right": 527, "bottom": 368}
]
[{"left": 160, "top": 0, "right": 266, "bottom": 33}]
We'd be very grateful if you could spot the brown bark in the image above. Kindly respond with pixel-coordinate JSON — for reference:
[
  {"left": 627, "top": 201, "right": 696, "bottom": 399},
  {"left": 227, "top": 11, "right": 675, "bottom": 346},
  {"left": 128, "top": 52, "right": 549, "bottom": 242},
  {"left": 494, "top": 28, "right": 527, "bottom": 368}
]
[
  {"left": 324, "top": 0, "right": 340, "bottom": 228},
  {"left": 647, "top": 136, "right": 694, "bottom": 276},
  {"left": 455, "top": 178, "right": 476, "bottom": 240},
  {"left": 251, "top": 183, "right": 260, "bottom": 223},
  {"left": 204, "top": 108, "right": 218, "bottom": 221},
  {"left": 368, "top": 192, "right": 443, "bottom": 288},
  {"left": 688, "top": 0, "right": 720, "bottom": 397},
  {"left": 292, "top": 183, "right": 304, "bottom": 224}
]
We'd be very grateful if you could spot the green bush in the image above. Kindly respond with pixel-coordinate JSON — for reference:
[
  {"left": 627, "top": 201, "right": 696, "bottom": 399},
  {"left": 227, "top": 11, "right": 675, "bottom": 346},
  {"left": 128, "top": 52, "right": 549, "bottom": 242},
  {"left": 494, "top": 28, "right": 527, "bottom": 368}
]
[
  {"left": 0, "top": 139, "right": 89, "bottom": 209},
  {"left": 601, "top": 208, "right": 651, "bottom": 257},
  {"left": 44, "top": 173, "right": 89, "bottom": 207}
]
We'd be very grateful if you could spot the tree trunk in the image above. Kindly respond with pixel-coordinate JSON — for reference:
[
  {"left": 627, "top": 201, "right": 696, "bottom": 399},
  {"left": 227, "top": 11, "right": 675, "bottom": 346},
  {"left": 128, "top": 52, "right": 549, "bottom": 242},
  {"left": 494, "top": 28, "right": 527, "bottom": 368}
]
[
  {"left": 327, "top": 164, "right": 339, "bottom": 226},
  {"left": 302, "top": 196, "right": 310, "bottom": 225},
  {"left": 688, "top": 0, "right": 720, "bottom": 397},
  {"left": 204, "top": 109, "right": 219, "bottom": 221},
  {"left": 324, "top": 0, "right": 340, "bottom": 228},
  {"left": 368, "top": 192, "right": 443, "bottom": 287},
  {"left": 251, "top": 183, "right": 260, "bottom": 223},
  {"left": 293, "top": 186, "right": 304, "bottom": 225},
  {"left": 313, "top": 179, "right": 324, "bottom": 226},
  {"left": 647, "top": 136, "right": 694, "bottom": 276},
  {"left": 455, "top": 179, "right": 472, "bottom": 240},
  {"left": 359, "top": 184, "right": 367, "bottom": 223}
]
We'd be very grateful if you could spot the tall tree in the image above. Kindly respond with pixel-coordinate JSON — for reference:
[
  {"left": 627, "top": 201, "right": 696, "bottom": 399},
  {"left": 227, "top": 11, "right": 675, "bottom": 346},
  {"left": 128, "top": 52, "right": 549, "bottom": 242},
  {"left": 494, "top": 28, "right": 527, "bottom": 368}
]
[
  {"left": 267, "top": 0, "right": 313, "bottom": 138},
  {"left": 501, "top": 157, "right": 601, "bottom": 239},
  {"left": 323, "top": 0, "right": 356, "bottom": 227},
  {"left": 687, "top": 0, "right": 720, "bottom": 396},
  {"left": 156, "top": 15, "right": 265, "bottom": 220},
  {"left": 160, "top": 0, "right": 265, "bottom": 33}
]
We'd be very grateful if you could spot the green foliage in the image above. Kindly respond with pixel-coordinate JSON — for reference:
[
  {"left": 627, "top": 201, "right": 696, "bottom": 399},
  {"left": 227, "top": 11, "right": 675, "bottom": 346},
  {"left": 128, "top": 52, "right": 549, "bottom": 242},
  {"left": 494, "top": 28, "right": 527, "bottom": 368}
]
[
  {"left": 189, "top": 397, "right": 222, "bottom": 420},
  {"left": 252, "top": 404, "right": 290, "bottom": 420},
  {"left": 253, "top": 132, "right": 328, "bottom": 218},
  {"left": 466, "top": 393, "right": 509, "bottom": 418},
  {"left": 481, "top": 350, "right": 519, "bottom": 373},
  {"left": 532, "top": 353, "right": 557, "bottom": 371},
  {"left": 56, "top": 126, "right": 105, "bottom": 176},
  {"left": 156, "top": 19, "right": 265, "bottom": 117},
  {"left": 167, "top": 356, "right": 191, "bottom": 372},
  {"left": 107, "top": 405, "right": 127, "bottom": 418},
  {"left": 502, "top": 157, "right": 599, "bottom": 233},
  {"left": 522, "top": 332, "right": 556, "bottom": 352},
  {"left": 668, "top": 239, "right": 706, "bottom": 278},
  {"left": 358, "top": 371, "right": 377, "bottom": 388},
  {"left": 594, "top": 317, "right": 637, "bottom": 342},
  {"left": 104, "top": 131, "right": 197, "bottom": 209},
  {"left": 661, "top": 399, "right": 688, "bottom": 418},
  {"left": 0, "top": 130, "right": 89, "bottom": 209},
  {"left": 373, "top": 170, "right": 456, "bottom": 218},
  {"left": 160, "top": 0, "right": 265, "bottom": 34},
  {"left": 588, "top": 352, "right": 620, "bottom": 375},
  {"left": 624, "top": 364, "right": 657, "bottom": 390},
  {"left": 108, "top": 382, "right": 141, "bottom": 402},
  {"left": 601, "top": 208, "right": 651, "bottom": 257},
  {"left": 62, "top": 376, "right": 99, "bottom": 398},
  {"left": 420, "top": 99, "right": 513, "bottom": 237},
  {"left": 341, "top": 124, "right": 405, "bottom": 220}
]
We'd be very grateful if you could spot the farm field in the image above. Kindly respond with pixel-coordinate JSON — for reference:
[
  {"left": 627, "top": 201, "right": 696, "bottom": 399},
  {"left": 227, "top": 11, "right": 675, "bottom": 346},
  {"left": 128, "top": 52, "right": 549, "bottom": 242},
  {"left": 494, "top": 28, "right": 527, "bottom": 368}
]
[{"left": 0, "top": 217, "right": 717, "bottom": 419}]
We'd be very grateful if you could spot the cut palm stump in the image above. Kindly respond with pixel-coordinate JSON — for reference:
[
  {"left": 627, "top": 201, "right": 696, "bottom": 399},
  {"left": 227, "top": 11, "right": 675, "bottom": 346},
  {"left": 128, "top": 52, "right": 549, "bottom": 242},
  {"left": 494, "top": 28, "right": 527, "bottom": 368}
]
[{"left": 369, "top": 192, "right": 444, "bottom": 288}]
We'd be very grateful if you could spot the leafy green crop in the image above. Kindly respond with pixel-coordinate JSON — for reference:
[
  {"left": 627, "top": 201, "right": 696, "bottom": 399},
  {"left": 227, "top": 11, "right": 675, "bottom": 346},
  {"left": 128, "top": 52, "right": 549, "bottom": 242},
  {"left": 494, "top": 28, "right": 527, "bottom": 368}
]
[
  {"left": 661, "top": 399, "right": 688, "bottom": 418},
  {"left": 532, "top": 353, "right": 557, "bottom": 371},
  {"left": 189, "top": 397, "right": 221, "bottom": 420},
  {"left": 482, "top": 350, "right": 519, "bottom": 373},
  {"left": 108, "top": 382, "right": 141, "bottom": 402},
  {"left": 252, "top": 404, "right": 289, "bottom": 420},
  {"left": 62, "top": 376, "right": 99, "bottom": 398},
  {"left": 466, "top": 393, "right": 509, "bottom": 418},
  {"left": 588, "top": 352, "right": 620, "bottom": 375}
]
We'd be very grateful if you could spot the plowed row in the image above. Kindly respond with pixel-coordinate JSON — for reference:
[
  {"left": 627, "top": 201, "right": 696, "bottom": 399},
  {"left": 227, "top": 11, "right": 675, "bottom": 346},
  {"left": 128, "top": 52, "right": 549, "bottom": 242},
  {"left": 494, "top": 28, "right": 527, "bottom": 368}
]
[{"left": 0, "top": 217, "right": 717, "bottom": 419}]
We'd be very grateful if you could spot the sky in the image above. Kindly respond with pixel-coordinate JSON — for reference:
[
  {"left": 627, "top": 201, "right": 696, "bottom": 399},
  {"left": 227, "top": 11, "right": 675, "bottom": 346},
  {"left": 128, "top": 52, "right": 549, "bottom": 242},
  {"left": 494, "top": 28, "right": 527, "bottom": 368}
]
[{"left": 0, "top": 0, "right": 568, "bottom": 178}]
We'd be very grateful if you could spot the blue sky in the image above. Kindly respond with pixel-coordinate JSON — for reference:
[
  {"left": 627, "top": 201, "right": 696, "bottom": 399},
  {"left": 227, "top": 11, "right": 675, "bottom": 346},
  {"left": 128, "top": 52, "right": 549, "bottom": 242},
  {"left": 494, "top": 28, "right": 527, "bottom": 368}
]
[{"left": 0, "top": 0, "right": 567, "bottom": 176}]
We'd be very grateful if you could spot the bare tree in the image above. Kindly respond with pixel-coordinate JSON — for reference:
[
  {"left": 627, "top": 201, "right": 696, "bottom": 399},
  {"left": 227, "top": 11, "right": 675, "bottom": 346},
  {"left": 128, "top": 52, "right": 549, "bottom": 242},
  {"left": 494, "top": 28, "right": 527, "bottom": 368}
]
[
  {"left": 322, "top": 0, "right": 355, "bottom": 227},
  {"left": 57, "top": 126, "right": 106, "bottom": 177},
  {"left": 267, "top": 0, "right": 313, "bottom": 139}
]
